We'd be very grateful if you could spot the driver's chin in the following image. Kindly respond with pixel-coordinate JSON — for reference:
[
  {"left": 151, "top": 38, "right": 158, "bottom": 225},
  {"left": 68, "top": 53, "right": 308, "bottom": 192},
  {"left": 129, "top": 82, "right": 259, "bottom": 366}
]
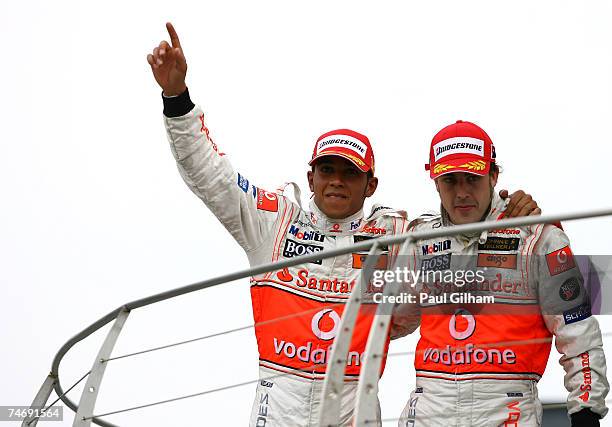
[
  {"left": 450, "top": 214, "right": 476, "bottom": 225},
  {"left": 322, "top": 204, "right": 350, "bottom": 219},
  {"left": 450, "top": 207, "right": 485, "bottom": 225},
  {"left": 319, "top": 198, "right": 355, "bottom": 219}
]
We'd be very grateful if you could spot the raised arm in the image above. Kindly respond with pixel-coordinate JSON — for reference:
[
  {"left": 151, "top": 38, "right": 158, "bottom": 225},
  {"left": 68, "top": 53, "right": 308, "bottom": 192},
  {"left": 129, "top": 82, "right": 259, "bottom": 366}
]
[{"left": 147, "top": 23, "right": 287, "bottom": 252}]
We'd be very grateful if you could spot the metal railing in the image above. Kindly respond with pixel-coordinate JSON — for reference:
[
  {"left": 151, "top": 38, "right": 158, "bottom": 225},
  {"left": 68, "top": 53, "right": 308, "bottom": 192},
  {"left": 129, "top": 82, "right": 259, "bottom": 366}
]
[{"left": 23, "top": 208, "right": 612, "bottom": 426}]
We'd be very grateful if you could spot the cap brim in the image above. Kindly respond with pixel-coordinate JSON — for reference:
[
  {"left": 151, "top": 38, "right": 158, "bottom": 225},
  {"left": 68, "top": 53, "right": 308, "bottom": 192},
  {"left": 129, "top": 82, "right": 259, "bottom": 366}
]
[
  {"left": 429, "top": 158, "right": 490, "bottom": 179},
  {"left": 309, "top": 152, "right": 371, "bottom": 173}
]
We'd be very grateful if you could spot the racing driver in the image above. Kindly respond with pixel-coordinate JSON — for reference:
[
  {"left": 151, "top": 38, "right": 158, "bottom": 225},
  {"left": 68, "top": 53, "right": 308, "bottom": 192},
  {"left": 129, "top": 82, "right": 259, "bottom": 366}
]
[
  {"left": 393, "top": 120, "right": 609, "bottom": 426},
  {"left": 147, "top": 23, "right": 540, "bottom": 426}
]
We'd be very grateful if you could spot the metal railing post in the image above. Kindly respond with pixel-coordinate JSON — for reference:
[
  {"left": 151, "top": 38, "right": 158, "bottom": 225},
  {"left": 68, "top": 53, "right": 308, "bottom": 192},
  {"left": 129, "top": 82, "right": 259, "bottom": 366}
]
[
  {"left": 353, "top": 238, "right": 414, "bottom": 425},
  {"left": 22, "top": 374, "right": 56, "bottom": 427},
  {"left": 318, "top": 243, "right": 381, "bottom": 427},
  {"left": 73, "top": 308, "right": 130, "bottom": 427}
]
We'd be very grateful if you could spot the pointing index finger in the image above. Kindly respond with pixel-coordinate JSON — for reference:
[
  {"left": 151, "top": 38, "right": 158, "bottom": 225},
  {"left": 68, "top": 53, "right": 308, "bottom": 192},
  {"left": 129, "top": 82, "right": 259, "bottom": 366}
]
[{"left": 166, "top": 22, "right": 182, "bottom": 49}]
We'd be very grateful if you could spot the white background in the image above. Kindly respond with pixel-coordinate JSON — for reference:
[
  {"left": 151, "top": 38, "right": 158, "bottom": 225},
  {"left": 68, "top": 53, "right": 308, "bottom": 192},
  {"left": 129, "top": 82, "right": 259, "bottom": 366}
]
[{"left": 2, "top": 0, "right": 612, "bottom": 425}]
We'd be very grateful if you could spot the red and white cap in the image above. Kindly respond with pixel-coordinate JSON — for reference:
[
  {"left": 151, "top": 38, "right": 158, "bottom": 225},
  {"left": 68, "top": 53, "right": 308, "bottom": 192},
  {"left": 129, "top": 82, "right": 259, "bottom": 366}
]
[
  {"left": 309, "top": 129, "right": 375, "bottom": 174},
  {"left": 425, "top": 120, "right": 496, "bottom": 179}
]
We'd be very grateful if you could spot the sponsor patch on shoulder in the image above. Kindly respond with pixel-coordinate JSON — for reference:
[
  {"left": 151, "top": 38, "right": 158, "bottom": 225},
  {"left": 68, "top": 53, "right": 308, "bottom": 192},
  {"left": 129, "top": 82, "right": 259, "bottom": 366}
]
[
  {"left": 563, "top": 303, "right": 592, "bottom": 325},
  {"left": 546, "top": 246, "right": 576, "bottom": 276},
  {"left": 257, "top": 189, "right": 279, "bottom": 212},
  {"left": 559, "top": 277, "right": 581, "bottom": 301},
  {"left": 478, "top": 237, "right": 519, "bottom": 251},
  {"left": 260, "top": 380, "right": 274, "bottom": 388},
  {"left": 237, "top": 173, "right": 249, "bottom": 193}
]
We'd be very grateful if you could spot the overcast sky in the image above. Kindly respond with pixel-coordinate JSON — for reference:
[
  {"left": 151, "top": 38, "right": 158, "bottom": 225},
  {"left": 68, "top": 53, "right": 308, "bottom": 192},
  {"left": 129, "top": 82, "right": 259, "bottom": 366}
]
[{"left": 2, "top": 1, "right": 612, "bottom": 425}]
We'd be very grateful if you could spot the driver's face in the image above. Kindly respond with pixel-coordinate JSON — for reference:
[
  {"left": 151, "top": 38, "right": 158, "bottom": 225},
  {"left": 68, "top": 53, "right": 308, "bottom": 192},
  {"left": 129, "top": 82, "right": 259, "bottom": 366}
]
[
  {"left": 435, "top": 171, "right": 498, "bottom": 224},
  {"left": 307, "top": 156, "right": 377, "bottom": 219}
]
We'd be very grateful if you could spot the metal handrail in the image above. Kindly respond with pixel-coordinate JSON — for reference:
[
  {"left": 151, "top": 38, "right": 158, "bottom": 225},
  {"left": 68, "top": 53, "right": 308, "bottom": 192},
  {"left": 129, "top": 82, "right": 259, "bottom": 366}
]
[{"left": 29, "top": 207, "right": 612, "bottom": 426}]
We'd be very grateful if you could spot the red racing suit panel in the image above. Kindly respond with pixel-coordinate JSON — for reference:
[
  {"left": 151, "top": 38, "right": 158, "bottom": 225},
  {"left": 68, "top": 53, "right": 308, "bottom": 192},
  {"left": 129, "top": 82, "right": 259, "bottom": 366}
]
[{"left": 252, "top": 286, "right": 382, "bottom": 378}]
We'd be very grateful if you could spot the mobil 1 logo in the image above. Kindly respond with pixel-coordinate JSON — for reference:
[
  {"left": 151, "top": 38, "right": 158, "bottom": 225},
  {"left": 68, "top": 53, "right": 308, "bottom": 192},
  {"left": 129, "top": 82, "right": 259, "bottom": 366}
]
[{"left": 283, "top": 239, "right": 324, "bottom": 264}]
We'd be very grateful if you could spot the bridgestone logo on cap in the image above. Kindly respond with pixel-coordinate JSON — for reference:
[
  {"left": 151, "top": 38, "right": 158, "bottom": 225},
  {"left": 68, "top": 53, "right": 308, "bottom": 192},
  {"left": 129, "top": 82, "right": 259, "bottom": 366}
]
[
  {"left": 317, "top": 135, "right": 367, "bottom": 156},
  {"left": 434, "top": 137, "right": 484, "bottom": 161}
]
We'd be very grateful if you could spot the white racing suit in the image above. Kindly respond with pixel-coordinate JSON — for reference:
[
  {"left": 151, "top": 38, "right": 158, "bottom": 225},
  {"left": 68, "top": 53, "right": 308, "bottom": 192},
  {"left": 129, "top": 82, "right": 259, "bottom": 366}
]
[
  {"left": 393, "top": 193, "right": 608, "bottom": 426},
  {"left": 163, "top": 90, "right": 408, "bottom": 426}
]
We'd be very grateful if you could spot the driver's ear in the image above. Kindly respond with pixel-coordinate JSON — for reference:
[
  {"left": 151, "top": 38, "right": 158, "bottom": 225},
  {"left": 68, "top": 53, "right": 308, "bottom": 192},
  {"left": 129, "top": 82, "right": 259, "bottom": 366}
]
[
  {"left": 489, "top": 170, "right": 499, "bottom": 188},
  {"left": 365, "top": 176, "right": 378, "bottom": 198},
  {"left": 307, "top": 170, "right": 315, "bottom": 192}
]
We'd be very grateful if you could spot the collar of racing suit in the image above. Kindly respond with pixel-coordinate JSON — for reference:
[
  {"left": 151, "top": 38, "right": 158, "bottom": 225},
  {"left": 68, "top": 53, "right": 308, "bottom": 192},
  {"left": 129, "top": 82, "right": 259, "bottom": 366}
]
[
  {"left": 440, "top": 191, "right": 509, "bottom": 246},
  {"left": 308, "top": 199, "right": 364, "bottom": 237}
]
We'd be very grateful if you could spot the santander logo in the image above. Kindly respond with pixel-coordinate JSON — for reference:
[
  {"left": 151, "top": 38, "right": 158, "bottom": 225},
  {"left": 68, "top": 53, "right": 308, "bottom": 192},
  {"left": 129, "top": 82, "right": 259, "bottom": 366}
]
[{"left": 274, "top": 268, "right": 356, "bottom": 294}]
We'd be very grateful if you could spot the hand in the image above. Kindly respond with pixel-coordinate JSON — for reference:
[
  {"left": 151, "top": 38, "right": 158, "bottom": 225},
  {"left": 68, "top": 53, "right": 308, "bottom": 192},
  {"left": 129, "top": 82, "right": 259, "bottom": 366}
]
[
  {"left": 570, "top": 408, "right": 600, "bottom": 426},
  {"left": 147, "top": 22, "right": 188, "bottom": 96},
  {"left": 498, "top": 189, "right": 541, "bottom": 217}
]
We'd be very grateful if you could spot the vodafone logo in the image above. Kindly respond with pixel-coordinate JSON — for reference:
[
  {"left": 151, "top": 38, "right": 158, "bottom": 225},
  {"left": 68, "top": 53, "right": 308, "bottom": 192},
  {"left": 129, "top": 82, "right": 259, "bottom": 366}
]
[
  {"left": 449, "top": 310, "right": 476, "bottom": 341},
  {"left": 557, "top": 249, "right": 568, "bottom": 264},
  {"left": 271, "top": 307, "right": 362, "bottom": 367},
  {"left": 423, "top": 310, "right": 517, "bottom": 366},
  {"left": 256, "top": 189, "right": 279, "bottom": 212},
  {"left": 311, "top": 309, "right": 340, "bottom": 341},
  {"left": 546, "top": 246, "right": 576, "bottom": 276}
]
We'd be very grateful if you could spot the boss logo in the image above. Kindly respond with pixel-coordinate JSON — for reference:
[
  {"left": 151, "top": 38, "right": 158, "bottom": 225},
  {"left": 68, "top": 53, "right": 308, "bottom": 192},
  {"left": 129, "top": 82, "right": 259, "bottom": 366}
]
[
  {"left": 421, "top": 254, "right": 451, "bottom": 271},
  {"left": 283, "top": 239, "right": 323, "bottom": 264}
]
